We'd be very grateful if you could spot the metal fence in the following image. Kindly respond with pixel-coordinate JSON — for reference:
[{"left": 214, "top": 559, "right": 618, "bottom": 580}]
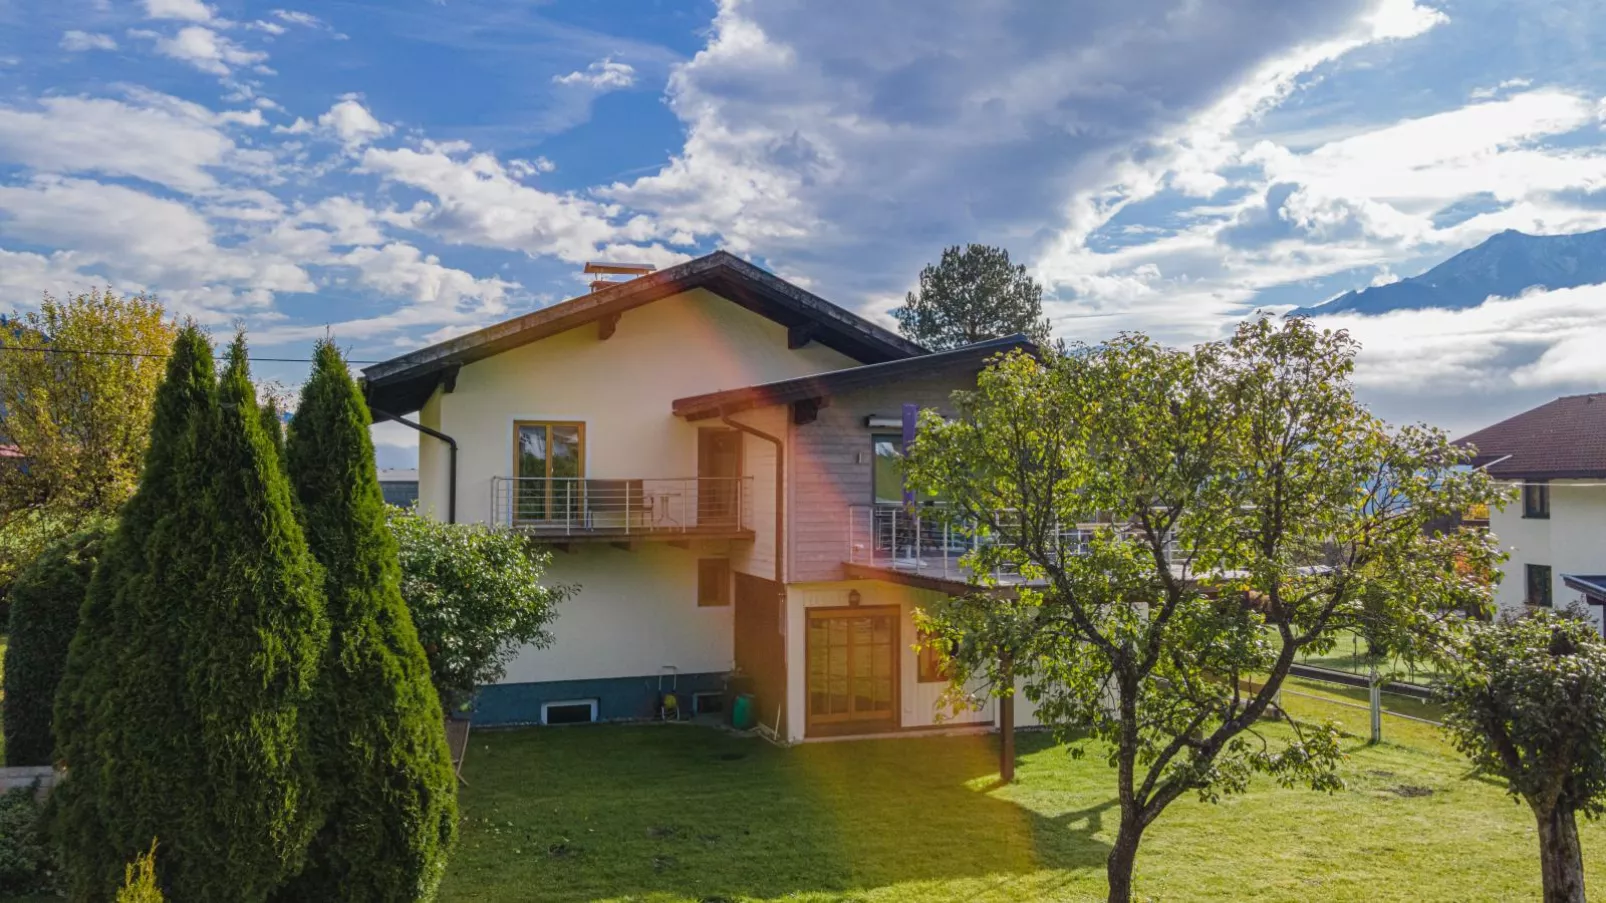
[{"left": 491, "top": 476, "right": 752, "bottom": 535}]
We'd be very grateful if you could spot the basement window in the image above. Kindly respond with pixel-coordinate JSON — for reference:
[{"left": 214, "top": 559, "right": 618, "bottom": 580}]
[
  {"left": 692, "top": 691, "right": 725, "bottom": 715},
  {"left": 542, "top": 699, "right": 598, "bottom": 725}
]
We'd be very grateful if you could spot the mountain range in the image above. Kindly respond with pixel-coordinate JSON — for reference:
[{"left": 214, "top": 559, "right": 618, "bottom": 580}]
[{"left": 1287, "top": 227, "right": 1606, "bottom": 317}]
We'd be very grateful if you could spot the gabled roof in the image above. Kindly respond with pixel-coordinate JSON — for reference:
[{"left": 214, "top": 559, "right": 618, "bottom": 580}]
[
  {"left": 361, "top": 251, "right": 927, "bottom": 415},
  {"left": 673, "top": 334, "right": 1036, "bottom": 421},
  {"left": 1456, "top": 393, "right": 1606, "bottom": 479}
]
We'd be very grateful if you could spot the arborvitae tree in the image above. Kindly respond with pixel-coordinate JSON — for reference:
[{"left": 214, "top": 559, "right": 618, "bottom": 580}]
[
  {"left": 178, "top": 334, "right": 327, "bottom": 901},
  {"left": 259, "top": 397, "right": 285, "bottom": 461},
  {"left": 53, "top": 329, "right": 329, "bottom": 903},
  {"left": 53, "top": 326, "right": 219, "bottom": 901},
  {"left": 275, "top": 340, "right": 457, "bottom": 902},
  {"left": 3, "top": 521, "right": 109, "bottom": 766}
]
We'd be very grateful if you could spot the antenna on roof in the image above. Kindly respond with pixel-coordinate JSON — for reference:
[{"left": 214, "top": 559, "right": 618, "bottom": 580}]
[{"left": 584, "top": 261, "right": 656, "bottom": 293}]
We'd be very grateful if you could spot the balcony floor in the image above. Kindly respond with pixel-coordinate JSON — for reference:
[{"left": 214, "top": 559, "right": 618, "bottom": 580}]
[{"left": 513, "top": 524, "right": 756, "bottom": 546}]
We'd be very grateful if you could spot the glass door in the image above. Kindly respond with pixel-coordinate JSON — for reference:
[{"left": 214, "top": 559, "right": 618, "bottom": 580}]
[
  {"left": 806, "top": 607, "right": 898, "bottom": 728},
  {"left": 514, "top": 421, "right": 584, "bottom": 524}
]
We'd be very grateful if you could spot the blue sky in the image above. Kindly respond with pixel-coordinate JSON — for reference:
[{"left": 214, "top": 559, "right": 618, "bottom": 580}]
[{"left": 2, "top": 0, "right": 1606, "bottom": 465}]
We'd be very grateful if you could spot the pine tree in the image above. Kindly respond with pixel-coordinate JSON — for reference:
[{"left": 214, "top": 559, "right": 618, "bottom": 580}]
[
  {"left": 52, "top": 329, "right": 330, "bottom": 903},
  {"left": 53, "top": 326, "right": 219, "bottom": 901},
  {"left": 275, "top": 340, "right": 457, "bottom": 902}
]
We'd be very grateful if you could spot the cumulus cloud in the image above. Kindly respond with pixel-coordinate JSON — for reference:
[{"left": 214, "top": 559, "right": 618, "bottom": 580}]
[
  {"left": 318, "top": 96, "right": 390, "bottom": 148},
  {"left": 553, "top": 58, "right": 636, "bottom": 90},
  {"left": 341, "top": 243, "right": 516, "bottom": 308},
  {"left": 143, "top": 0, "right": 213, "bottom": 22},
  {"left": 61, "top": 31, "right": 117, "bottom": 52},
  {"left": 143, "top": 26, "right": 268, "bottom": 76}
]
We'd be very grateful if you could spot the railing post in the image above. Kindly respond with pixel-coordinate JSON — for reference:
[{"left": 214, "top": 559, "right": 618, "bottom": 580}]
[{"left": 625, "top": 479, "right": 632, "bottom": 535}]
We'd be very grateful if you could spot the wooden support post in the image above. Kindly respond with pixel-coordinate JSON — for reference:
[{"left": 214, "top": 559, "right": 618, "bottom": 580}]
[
  {"left": 1000, "top": 649, "right": 1016, "bottom": 783},
  {"left": 598, "top": 312, "right": 621, "bottom": 341}
]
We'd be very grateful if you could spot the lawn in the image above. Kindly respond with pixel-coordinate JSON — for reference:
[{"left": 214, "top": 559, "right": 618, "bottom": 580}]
[{"left": 439, "top": 718, "right": 1603, "bottom": 903}]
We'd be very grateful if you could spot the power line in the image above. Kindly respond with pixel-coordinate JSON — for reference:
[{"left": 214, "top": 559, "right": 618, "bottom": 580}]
[{"left": 0, "top": 344, "right": 381, "bottom": 365}]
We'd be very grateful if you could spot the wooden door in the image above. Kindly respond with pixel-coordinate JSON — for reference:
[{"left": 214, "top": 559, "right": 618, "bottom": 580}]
[
  {"left": 697, "top": 429, "right": 742, "bottom": 527},
  {"left": 806, "top": 607, "right": 899, "bottom": 728}
]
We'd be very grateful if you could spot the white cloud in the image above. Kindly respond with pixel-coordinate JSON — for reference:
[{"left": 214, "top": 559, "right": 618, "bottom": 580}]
[
  {"left": 145, "top": 26, "right": 267, "bottom": 76},
  {"left": 360, "top": 143, "right": 676, "bottom": 264},
  {"left": 273, "top": 10, "right": 326, "bottom": 29},
  {"left": 1471, "top": 77, "right": 1533, "bottom": 100},
  {"left": 61, "top": 31, "right": 118, "bottom": 52},
  {"left": 317, "top": 97, "right": 390, "bottom": 149},
  {"left": 552, "top": 58, "right": 636, "bottom": 90},
  {"left": 341, "top": 243, "right": 516, "bottom": 308},
  {"left": 143, "top": 0, "right": 213, "bottom": 22},
  {"left": 0, "top": 94, "right": 260, "bottom": 194}
]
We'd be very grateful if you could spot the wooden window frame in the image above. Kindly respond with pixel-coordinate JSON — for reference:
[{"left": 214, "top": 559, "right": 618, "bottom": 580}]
[
  {"left": 698, "top": 558, "right": 732, "bottom": 607},
  {"left": 1522, "top": 481, "right": 1550, "bottom": 519},
  {"left": 1526, "top": 563, "right": 1553, "bottom": 608},
  {"left": 512, "top": 421, "right": 586, "bottom": 523},
  {"left": 915, "top": 629, "right": 954, "bottom": 684},
  {"left": 805, "top": 605, "right": 901, "bottom": 727}
]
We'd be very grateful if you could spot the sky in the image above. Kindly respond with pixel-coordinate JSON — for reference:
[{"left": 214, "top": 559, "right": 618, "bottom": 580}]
[{"left": 2, "top": 0, "right": 1606, "bottom": 467}]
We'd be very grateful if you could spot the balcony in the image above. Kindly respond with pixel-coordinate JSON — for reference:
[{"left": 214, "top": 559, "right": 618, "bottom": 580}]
[
  {"left": 846, "top": 504, "right": 1191, "bottom": 588},
  {"left": 491, "top": 476, "right": 755, "bottom": 543}
]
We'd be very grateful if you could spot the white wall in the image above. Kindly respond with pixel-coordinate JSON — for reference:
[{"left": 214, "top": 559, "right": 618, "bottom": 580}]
[
  {"left": 499, "top": 543, "right": 735, "bottom": 683},
  {"left": 1491, "top": 481, "right": 1606, "bottom": 632}
]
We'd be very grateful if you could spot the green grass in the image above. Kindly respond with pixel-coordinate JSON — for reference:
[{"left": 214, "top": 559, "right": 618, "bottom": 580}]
[{"left": 439, "top": 721, "right": 1604, "bottom": 903}]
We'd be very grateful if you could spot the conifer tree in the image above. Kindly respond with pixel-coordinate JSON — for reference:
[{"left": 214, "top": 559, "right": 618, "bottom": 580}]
[
  {"left": 276, "top": 340, "right": 457, "bottom": 902},
  {"left": 53, "top": 326, "right": 219, "bottom": 900},
  {"left": 53, "top": 330, "right": 330, "bottom": 903}
]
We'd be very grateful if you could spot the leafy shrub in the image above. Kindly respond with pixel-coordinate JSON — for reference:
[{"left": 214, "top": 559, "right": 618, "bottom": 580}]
[
  {"left": 387, "top": 506, "right": 570, "bottom": 710},
  {"left": 3, "top": 521, "right": 109, "bottom": 766},
  {"left": 116, "top": 842, "right": 164, "bottom": 903},
  {"left": 0, "top": 784, "right": 55, "bottom": 896}
]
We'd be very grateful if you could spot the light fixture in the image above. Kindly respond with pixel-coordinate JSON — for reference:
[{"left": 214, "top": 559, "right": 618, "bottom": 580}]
[{"left": 847, "top": 589, "right": 861, "bottom": 606}]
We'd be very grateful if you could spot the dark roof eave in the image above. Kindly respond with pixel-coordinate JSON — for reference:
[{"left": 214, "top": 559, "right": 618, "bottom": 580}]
[
  {"left": 673, "top": 334, "right": 1037, "bottom": 421},
  {"left": 360, "top": 251, "right": 928, "bottom": 415}
]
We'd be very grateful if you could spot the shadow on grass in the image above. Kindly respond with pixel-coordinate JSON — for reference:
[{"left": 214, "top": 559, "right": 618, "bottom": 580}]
[{"left": 442, "top": 724, "right": 1111, "bottom": 902}]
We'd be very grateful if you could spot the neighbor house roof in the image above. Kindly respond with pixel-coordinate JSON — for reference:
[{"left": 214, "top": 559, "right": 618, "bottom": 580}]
[
  {"left": 1456, "top": 393, "right": 1606, "bottom": 479},
  {"left": 361, "top": 251, "right": 927, "bottom": 416},
  {"left": 673, "top": 334, "right": 1036, "bottom": 421}
]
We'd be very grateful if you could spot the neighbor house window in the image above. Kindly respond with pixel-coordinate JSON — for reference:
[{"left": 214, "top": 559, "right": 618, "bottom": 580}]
[
  {"left": 1522, "top": 481, "right": 1550, "bottom": 519},
  {"left": 1526, "top": 564, "right": 1553, "bottom": 608},
  {"left": 916, "top": 630, "right": 953, "bottom": 684},
  {"left": 513, "top": 421, "right": 584, "bottom": 522},
  {"left": 698, "top": 558, "right": 731, "bottom": 607}
]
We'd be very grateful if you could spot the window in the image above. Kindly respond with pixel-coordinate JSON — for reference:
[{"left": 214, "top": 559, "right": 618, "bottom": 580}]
[
  {"left": 513, "top": 421, "right": 584, "bottom": 522},
  {"left": 872, "top": 434, "right": 903, "bottom": 504},
  {"left": 916, "top": 630, "right": 954, "bottom": 684},
  {"left": 1526, "top": 564, "right": 1553, "bottom": 608},
  {"left": 1522, "top": 481, "right": 1550, "bottom": 519},
  {"left": 698, "top": 558, "right": 731, "bottom": 607},
  {"left": 542, "top": 699, "right": 597, "bottom": 725}
]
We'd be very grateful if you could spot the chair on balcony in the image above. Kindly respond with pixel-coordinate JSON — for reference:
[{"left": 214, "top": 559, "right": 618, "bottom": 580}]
[{"left": 585, "top": 479, "right": 650, "bottom": 531}]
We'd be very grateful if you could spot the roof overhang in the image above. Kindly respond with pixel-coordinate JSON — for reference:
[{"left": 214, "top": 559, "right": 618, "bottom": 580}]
[
  {"left": 672, "top": 334, "right": 1037, "bottom": 422},
  {"left": 1563, "top": 574, "right": 1606, "bottom": 601},
  {"left": 360, "top": 251, "right": 927, "bottom": 416}
]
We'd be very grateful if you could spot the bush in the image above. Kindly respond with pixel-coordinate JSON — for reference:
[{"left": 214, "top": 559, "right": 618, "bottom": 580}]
[
  {"left": 3, "top": 522, "right": 109, "bottom": 766},
  {"left": 388, "top": 507, "right": 569, "bottom": 711},
  {"left": 0, "top": 784, "right": 55, "bottom": 897},
  {"left": 0, "top": 508, "right": 79, "bottom": 625},
  {"left": 115, "top": 842, "right": 164, "bottom": 903}
]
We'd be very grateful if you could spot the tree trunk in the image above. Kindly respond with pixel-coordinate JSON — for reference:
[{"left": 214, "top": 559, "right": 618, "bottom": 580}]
[
  {"left": 999, "top": 650, "right": 1015, "bottom": 783},
  {"left": 1105, "top": 809, "right": 1143, "bottom": 903},
  {"left": 1535, "top": 803, "right": 1587, "bottom": 903}
]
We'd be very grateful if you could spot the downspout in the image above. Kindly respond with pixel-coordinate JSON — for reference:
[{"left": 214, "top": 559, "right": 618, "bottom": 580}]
[
  {"left": 373, "top": 408, "right": 458, "bottom": 524},
  {"left": 720, "top": 414, "right": 784, "bottom": 586}
]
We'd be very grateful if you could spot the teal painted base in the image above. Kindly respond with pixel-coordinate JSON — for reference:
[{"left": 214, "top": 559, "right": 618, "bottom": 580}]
[{"left": 474, "top": 672, "right": 729, "bottom": 726}]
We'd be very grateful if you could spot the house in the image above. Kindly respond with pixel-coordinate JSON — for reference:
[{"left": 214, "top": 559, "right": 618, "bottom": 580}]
[
  {"left": 362, "top": 251, "right": 1041, "bottom": 742},
  {"left": 1457, "top": 393, "right": 1606, "bottom": 634},
  {"left": 377, "top": 468, "right": 420, "bottom": 508}
]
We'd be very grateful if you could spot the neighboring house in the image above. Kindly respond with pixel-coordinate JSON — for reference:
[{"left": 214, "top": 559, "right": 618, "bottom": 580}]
[
  {"left": 362, "top": 251, "right": 1041, "bottom": 741},
  {"left": 1458, "top": 393, "right": 1606, "bottom": 635},
  {"left": 377, "top": 468, "right": 420, "bottom": 508}
]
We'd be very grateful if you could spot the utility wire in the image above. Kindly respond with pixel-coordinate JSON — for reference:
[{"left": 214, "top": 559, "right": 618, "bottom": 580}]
[{"left": 0, "top": 344, "right": 381, "bottom": 364}]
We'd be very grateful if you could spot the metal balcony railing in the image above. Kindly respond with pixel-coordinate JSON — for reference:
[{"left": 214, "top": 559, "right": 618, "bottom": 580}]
[
  {"left": 491, "top": 476, "right": 753, "bottom": 536},
  {"left": 846, "top": 504, "right": 1193, "bottom": 583}
]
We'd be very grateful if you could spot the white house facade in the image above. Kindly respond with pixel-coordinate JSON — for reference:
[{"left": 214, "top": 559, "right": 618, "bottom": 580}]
[
  {"left": 1459, "top": 394, "right": 1606, "bottom": 635},
  {"left": 362, "top": 252, "right": 1041, "bottom": 742}
]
